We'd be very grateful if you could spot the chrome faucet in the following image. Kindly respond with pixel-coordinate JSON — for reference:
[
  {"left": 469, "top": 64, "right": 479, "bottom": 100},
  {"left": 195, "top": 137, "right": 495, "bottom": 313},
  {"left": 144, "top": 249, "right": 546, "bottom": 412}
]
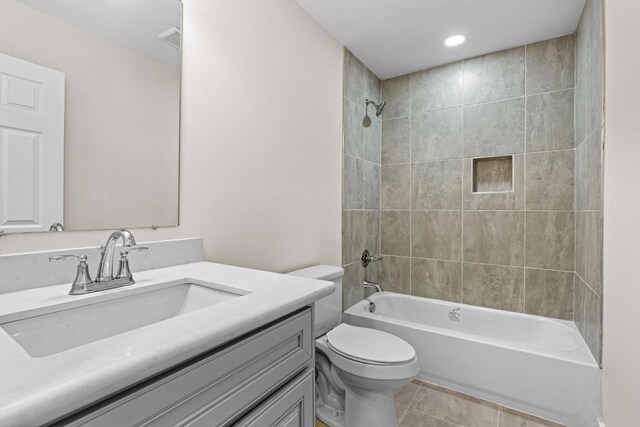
[
  {"left": 363, "top": 281, "right": 383, "bottom": 293},
  {"left": 96, "top": 229, "right": 137, "bottom": 282},
  {"left": 50, "top": 229, "right": 147, "bottom": 295}
]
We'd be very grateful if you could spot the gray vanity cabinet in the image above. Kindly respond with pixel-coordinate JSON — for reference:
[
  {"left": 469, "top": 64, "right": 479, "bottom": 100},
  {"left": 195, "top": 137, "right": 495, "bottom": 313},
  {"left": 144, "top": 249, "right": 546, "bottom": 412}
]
[{"left": 57, "top": 308, "right": 315, "bottom": 427}]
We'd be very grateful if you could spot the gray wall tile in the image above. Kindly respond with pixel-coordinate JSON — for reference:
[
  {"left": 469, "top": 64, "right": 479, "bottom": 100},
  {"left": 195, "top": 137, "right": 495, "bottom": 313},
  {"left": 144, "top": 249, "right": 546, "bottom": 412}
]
[
  {"left": 584, "top": 210, "right": 603, "bottom": 295},
  {"left": 525, "top": 211, "right": 574, "bottom": 271},
  {"left": 463, "top": 98, "right": 525, "bottom": 157},
  {"left": 381, "top": 164, "right": 411, "bottom": 209},
  {"left": 574, "top": 139, "right": 588, "bottom": 210},
  {"left": 525, "top": 150, "right": 575, "bottom": 210},
  {"left": 412, "top": 211, "right": 462, "bottom": 261},
  {"left": 364, "top": 210, "right": 380, "bottom": 256},
  {"left": 365, "top": 68, "right": 381, "bottom": 103},
  {"left": 380, "top": 256, "right": 411, "bottom": 294},
  {"left": 575, "top": 210, "right": 586, "bottom": 281},
  {"left": 411, "top": 258, "right": 462, "bottom": 302},
  {"left": 463, "top": 211, "right": 524, "bottom": 266},
  {"left": 411, "top": 62, "right": 463, "bottom": 114},
  {"left": 364, "top": 117, "right": 381, "bottom": 163},
  {"left": 342, "top": 210, "right": 364, "bottom": 265},
  {"left": 585, "top": 286, "right": 602, "bottom": 361},
  {"left": 525, "top": 269, "right": 574, "bottom": 320},
  {"left": 343, "top": 262, "right": 364, "bottom": 310},
  {"left": 462, "top": 263, "right": 524, "bottom": 312},
  {"left": 382, "top": 75, "right": 410, "bottom": 119},
  {"left": 381, "top": 211, "right": 410, "bottom": 256},
  {"left": 381, "top": 117, "right": 410, "bottom": 164},
  {"left": 574, "top": 274, "right": 587, "bottom": 337},
  {"left": 526, "top": 90, "right": 575, "bottom": 152},
  {"left": 526, "top": 35, "right": 575, "bottom": 94},
  {"left": 344, "top": 49, "right": 364, "bottom": 103},
  {"left": 577, "top": 0, "right": 602, "bottom": 73},
  {"left": 411, "top": 160, "right": 462, "bottom": 210},
  {"left": 463, "top": 47, "right": 525, "bottom": 105},
  {"left": 411, "top": 108, "right": 463, "bottom": 162},
  {"left": 585, "top": 46, "right": 603, "bottom": 136},
  {"left": 463, "top": 155, "right": 524, "bottom": 210},
  {"left": 343, "top": 155, "right": 364, "bottom": 209},
  {"left": 364, "top": 162, "right": 380, "bottom": 210},
  {"left": 585, "top": 130, "right": 603, "bottom": 210},
  {"left": 575, "top": 74, "right": 587, "bottom": 145},
  {"left": 343, "top": 98, "right": 364, "bottom": 158}
]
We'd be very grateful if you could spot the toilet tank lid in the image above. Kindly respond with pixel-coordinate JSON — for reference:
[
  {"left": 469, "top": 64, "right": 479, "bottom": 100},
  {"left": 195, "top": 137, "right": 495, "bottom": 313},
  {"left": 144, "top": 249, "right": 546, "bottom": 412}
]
[{"left": 286, "top": 265, "right": 344, "bottom": 281}]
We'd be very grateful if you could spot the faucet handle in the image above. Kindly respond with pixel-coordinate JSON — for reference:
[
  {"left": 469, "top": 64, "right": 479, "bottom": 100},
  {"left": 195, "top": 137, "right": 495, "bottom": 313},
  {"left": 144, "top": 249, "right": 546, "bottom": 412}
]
[
  {"left": 116, "top": 247, "right": 148, "bottom": 282},
  {"left": 119, "top": 246, "right": 148, "bottom": 258},
  {"left": 50, "top": 254, "right": 87, "bottom": 263},
  {"left": 361, "top": 249, "right": 383, "bottom": 267},
  {"left": 50, "top": 254, "right": 93, "bottom": 295}
]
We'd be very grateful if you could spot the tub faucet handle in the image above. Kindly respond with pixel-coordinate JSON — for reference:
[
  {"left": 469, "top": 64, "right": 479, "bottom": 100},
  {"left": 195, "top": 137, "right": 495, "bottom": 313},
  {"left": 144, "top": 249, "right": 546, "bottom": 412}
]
[{"left": 361, "top": 249, "right": 382, "bottom": 267}]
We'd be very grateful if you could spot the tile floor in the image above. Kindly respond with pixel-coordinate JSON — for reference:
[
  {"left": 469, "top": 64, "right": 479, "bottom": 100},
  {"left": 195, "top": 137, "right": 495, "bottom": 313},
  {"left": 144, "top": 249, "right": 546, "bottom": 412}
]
[{"left": 316, "top": 379, "right": 565, "bottom": 427}]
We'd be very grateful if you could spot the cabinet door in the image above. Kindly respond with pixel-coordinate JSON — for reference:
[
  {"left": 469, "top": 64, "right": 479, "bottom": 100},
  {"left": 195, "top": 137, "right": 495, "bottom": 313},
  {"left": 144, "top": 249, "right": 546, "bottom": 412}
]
[
  {"left": 59, "top": 308, "right": 313, "bottom": 427},
  {"left": 230, "top": 369, "right": 314, "bottom": 427}
]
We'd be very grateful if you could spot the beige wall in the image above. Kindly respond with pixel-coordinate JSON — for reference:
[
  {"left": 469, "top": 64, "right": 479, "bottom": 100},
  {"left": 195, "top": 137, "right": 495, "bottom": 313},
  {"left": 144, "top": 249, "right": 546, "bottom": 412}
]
[
  {"left": 0, "top": 0, "right": 180, "bottom": 231},
  {"left": 602, "top": 0, "right": 640, "bottom": 424},
  {"left": 1, "top": 0, "right": 343, "bottom": 273}
]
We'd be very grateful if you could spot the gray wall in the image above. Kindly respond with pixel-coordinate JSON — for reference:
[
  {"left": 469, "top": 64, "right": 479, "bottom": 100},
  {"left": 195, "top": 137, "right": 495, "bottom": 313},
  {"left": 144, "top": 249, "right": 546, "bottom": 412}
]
[
  {"left": 574, "top": 0, "right": 604, "bottom": 364},
  {"left": 378, "top": 35, "right": 577, "bottom": 320},
  {"left": 342, "top": 49, "right": 381, "bottom": 309}
]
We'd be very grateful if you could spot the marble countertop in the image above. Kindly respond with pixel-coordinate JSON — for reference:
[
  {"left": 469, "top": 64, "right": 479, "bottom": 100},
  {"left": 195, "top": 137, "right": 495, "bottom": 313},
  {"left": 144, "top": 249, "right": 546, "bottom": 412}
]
[{"left": 0, "top": 262, "right": 334, "bottom": 427}]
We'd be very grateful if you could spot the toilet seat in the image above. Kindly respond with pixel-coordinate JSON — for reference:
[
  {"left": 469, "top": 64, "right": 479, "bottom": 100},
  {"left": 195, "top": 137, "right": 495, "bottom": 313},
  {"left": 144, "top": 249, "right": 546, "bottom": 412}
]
[
  {"left": 326, "top": 324, "right": 415, "bottom": 366},
  {"left": 317, "top": 325, "right": 419, "bottom": 383}
]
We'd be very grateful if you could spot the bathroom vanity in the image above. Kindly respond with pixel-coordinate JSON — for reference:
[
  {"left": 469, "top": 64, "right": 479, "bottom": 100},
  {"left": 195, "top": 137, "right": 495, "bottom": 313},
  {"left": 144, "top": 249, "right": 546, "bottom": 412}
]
[{"left": 0, "top": 260, "right": 333, "bottom": 426}]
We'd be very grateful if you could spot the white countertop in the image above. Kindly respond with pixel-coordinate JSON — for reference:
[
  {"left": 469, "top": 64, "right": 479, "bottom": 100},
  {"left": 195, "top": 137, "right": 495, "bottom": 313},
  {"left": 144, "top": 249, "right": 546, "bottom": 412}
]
[{"left": 0, "top": 261, "right": 334, "bottom": 427}]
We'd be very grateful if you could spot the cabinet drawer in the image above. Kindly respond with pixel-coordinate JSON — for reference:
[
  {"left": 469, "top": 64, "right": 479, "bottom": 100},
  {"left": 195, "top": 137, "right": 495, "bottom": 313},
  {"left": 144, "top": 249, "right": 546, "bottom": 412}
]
[
  {"left": 61, "top": 308, "right": 312, "bottom": 427},
  {"left": 231, "top": 369, "right": 314, "bottom": 427}
]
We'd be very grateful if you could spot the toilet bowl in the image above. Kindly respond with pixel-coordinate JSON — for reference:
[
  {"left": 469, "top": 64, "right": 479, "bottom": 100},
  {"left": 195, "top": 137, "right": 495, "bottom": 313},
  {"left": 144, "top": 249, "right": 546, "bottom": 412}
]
[{"left": 287, "top": 265, "right": 419, "bottom": 427}]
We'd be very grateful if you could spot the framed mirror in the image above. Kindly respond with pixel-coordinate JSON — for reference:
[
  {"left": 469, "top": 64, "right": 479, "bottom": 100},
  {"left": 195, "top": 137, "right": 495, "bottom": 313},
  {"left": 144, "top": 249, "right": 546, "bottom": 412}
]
[{"left": 0, "top": 0, "right": 181, "bottom": 234}]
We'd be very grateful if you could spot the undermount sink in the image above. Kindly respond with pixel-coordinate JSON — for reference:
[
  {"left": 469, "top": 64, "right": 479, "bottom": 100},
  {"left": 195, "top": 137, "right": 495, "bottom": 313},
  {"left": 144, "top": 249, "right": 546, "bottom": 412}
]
[{"left": 1, "top": 280, "right": 248, "bottom": 358}]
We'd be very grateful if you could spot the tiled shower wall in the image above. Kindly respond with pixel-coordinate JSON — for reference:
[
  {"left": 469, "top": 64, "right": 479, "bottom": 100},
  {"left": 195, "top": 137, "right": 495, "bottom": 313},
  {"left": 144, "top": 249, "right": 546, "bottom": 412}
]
[
  {"left": 574, "top": 0, "right": 604, "bottom": 363},
  {"left": 342, "top": 50, "right": 381, "bottom": 309},
  {"left": 378, "top": 36, "right": 577, "bottom": 320}
]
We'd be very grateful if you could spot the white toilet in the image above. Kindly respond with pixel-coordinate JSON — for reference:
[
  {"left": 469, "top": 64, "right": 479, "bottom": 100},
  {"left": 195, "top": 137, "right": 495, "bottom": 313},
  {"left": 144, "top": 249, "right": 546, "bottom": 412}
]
[{"left": 287, "top": 265, "right": 419, "bottom": 427}]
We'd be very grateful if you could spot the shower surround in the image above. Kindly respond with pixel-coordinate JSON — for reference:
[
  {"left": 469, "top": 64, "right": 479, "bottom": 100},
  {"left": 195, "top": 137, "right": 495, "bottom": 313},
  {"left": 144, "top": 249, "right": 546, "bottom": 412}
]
[
  {"left": 377, "top": 34, "right": 577, "bottom": 325},
  {"left": 342, "top": 4, "right": 604, "bottom": 364}
]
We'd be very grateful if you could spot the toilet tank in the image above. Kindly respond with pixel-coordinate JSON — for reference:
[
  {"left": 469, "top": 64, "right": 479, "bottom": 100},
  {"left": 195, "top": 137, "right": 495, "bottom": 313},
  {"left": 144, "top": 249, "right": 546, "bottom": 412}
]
[{"left": 287, "top": 265, "right": 343, "bottom": 338}]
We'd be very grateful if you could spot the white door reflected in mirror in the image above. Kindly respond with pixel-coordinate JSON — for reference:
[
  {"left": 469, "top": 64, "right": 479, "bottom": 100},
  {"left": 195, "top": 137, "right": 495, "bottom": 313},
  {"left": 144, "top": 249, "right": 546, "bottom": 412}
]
[{"left": 0, "top": 52, "right": 64, "bottom": 234}]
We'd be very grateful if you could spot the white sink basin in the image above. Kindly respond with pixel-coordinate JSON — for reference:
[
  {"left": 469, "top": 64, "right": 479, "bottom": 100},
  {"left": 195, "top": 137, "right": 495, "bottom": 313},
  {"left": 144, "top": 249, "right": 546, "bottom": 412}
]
[{"left": 1, "top": 280, "right": 248, "bottom": 358}]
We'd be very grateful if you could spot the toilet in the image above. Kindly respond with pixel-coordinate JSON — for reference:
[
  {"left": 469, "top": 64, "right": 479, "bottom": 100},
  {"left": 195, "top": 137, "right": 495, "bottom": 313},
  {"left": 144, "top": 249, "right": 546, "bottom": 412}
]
[{"left": 287, "top": 265, "right": 419, "bottom": 427}]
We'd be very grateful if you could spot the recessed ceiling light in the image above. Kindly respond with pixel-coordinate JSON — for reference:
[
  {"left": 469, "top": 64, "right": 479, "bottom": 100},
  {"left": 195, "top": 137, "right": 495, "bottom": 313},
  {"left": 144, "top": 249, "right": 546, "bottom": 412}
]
[{"left": 444, "top": 35, "right": 466, "bottom": 47}]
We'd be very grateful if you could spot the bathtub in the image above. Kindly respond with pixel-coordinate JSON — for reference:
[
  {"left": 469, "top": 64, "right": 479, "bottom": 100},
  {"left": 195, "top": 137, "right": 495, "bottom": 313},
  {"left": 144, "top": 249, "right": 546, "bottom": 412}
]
[{"left": 343, "top": 292, "right": 601, "bottom": 427}]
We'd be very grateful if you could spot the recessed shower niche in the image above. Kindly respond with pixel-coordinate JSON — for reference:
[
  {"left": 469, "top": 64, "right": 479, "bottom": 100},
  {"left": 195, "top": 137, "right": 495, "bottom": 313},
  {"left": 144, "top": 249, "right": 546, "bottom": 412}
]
[{"left": 472, "top": 156, "right": 514, "bottom": 193}]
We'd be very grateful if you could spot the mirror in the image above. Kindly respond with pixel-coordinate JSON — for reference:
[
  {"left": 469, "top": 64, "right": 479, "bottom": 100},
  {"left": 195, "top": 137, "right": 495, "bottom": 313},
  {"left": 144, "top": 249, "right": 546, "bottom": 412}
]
[{"left": 0, "top": 0, "right": 181, "bottom": 234}]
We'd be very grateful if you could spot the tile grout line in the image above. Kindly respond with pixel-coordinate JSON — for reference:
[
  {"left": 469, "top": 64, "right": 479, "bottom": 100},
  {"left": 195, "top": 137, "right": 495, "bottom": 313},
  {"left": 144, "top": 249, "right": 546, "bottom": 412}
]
[
  {"left": 408, "top": 71, "right": 413, "bottom": 296},
  {"left": 461, "top": 59, "right": 466, "bottom": 304},
  {"left": 523, "top": 43, "right": 528, "bottom": 314}
]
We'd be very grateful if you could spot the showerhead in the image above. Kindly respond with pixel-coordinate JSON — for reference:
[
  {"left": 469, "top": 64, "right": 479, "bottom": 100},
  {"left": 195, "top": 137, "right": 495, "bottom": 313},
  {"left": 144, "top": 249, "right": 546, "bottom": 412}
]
[
  {"left": 363, "top": 110, "right": 372, "bottom": 128},
  {"left": 363, "top": 99, "right": 385, "bottom": 128}
]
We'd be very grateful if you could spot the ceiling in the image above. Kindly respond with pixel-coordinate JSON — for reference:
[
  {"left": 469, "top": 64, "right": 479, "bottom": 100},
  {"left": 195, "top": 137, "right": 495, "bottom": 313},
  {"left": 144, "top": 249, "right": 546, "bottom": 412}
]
[
  {"left": 16, "top": 0, "right": 181, "bottom": 68},
  {"left": 295, "top": 0, "right": 586, "bottom": 80}
]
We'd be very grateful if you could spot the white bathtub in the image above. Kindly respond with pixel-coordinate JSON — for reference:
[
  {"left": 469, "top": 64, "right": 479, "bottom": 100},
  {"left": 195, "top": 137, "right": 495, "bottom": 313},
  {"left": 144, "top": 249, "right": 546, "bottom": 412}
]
[{"left": 343, "top": 292, "right": 601, "bottom": 427}]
